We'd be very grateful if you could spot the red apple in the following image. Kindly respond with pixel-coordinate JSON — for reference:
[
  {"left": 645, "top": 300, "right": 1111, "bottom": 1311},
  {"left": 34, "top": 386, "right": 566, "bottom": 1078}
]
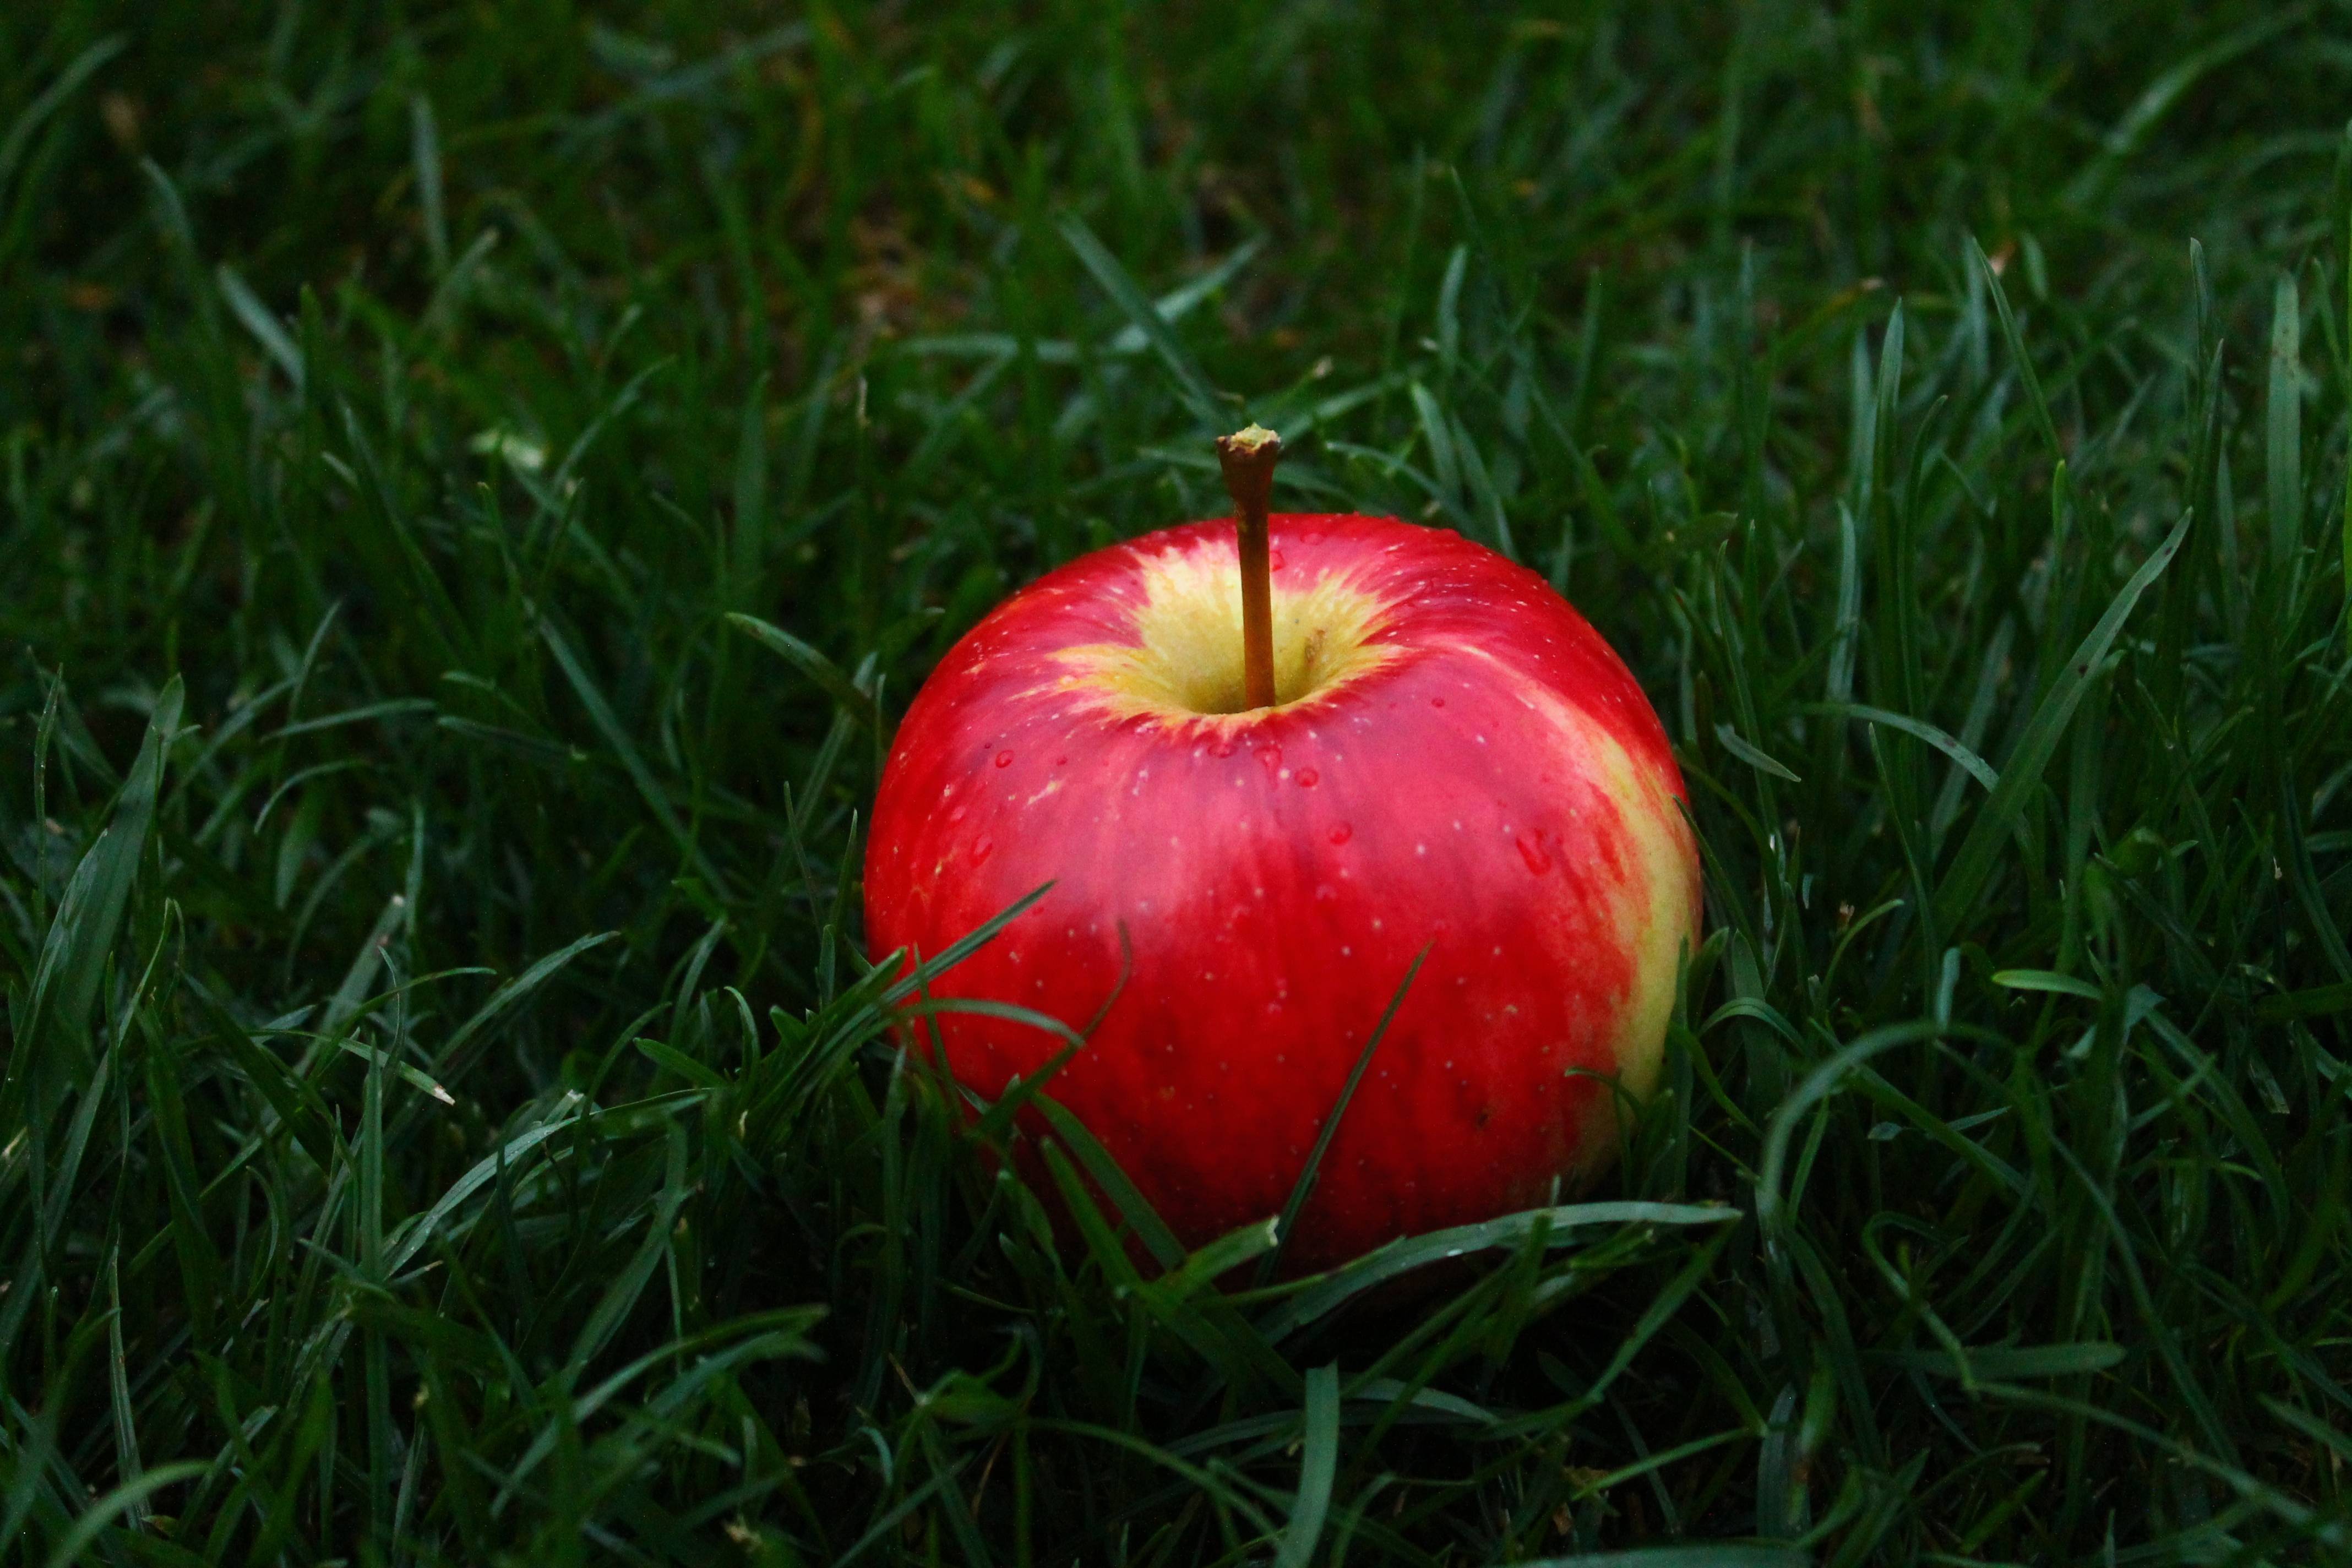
[{"left": 864, "top": 502, "right": 1701, "bottom": 1273}]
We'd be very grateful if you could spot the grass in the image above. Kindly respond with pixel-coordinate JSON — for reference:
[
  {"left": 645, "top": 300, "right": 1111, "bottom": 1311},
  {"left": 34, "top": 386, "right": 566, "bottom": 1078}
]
[{"left": 3, "top": 0, "right": 2351, "bottom": 1561}]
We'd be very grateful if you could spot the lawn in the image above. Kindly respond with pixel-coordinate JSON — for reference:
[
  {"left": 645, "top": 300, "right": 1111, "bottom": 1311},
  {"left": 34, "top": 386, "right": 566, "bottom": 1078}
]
[{"left": 3, "top": 2, "right": 2351, "bottom": 1562}]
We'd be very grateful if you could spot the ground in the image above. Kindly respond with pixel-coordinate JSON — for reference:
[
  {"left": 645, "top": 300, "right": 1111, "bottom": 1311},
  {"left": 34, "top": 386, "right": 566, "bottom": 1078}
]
[{"left": 2, "top": 2, "right": 2350, "bottom": 1563}]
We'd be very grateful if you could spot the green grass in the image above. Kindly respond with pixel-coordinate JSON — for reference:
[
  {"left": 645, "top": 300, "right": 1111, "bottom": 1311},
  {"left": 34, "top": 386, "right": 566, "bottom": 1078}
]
[{"left": 3, "top": 1, "right": 2351, "bottom": 1562}]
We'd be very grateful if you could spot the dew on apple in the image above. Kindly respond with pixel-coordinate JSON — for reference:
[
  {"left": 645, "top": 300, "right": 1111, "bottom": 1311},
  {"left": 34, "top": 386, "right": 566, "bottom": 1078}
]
[
  {"left": 994, "top": 749, "right": 1014, "bottom": 767},
  {"left": 1328, "top": 822, "right": 1352, "bottom": 845},
  {"left": 1296, "top": 768, "right": 1318, "bottom": 787}
]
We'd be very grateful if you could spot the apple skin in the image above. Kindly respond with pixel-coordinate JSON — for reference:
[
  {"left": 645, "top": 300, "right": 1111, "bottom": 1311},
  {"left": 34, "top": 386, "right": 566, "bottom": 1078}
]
[{"left": 864, "top": 513, "right": 1700, "bottom": 1273}]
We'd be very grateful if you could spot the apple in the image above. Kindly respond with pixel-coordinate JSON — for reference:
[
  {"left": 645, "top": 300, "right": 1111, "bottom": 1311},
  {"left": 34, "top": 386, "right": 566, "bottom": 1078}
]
[{"left": 864, "top": 429, "right": 1701, "bottom": 1273}]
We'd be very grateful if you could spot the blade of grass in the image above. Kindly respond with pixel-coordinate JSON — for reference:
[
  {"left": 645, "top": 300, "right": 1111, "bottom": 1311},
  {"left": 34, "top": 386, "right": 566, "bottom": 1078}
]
[
  {"left": 1256, "top": 1203, "right": 1738, "bottom": 1343},
  {"left": 1935, "top": 507, "right": 2192, "bottom": 932},
  {"left": 2270, "top": 269, "right": 2305, "bottom": 573},
  {"left": 1272, "top": 1364, "right": 1340, "bottom": 1568},
  {"left": 12, "top": 678, "right": 182, "bottom": 1086},
  {"left": 1057, "top": 212, "right": 1228, "bottom": 429},
  {"left": 0, "top": 35, "right": 127, "bottom": 200},
  {"left": 725, "top": 613, "right": 884, "bottom": 735},
  {"left": 541, "top": 616, "right": 720, "bottom": 888},
  {"left": 1256, "top": 946, "right": 1426, "bottom": 1286},
  {"left": 1799, "top": 704, "right": 2000, "bottom": 794},
  {"left": 1970, "top": 236, "right": 2063, "bottom": 462}
]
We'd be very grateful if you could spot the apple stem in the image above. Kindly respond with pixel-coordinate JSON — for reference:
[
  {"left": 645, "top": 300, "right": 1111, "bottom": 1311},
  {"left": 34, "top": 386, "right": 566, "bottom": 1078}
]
[{"left": 1216, "top": 423, "right": 1284, "bottom": 710}]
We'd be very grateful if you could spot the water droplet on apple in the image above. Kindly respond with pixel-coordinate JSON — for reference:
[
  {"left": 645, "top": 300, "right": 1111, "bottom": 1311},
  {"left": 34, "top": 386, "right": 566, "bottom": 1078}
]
[
  {"left": 1302, "top": 529, "right": 1325, "bottom": 545},
  {"left": 1517, "top": 831, "right": 1552, "bottom": 875},
  {"left": 1212, "top": 736, "right": 1235, "bottom": 758},
  {"left": 971, "top": 837, "right": 994, "bottom": 865},
  {"left": 1269, "top": 550, "right": 1286, "bottom": 570},
  {"left": 1329, "top": 823, "right": 1353, "bottom": 846},
  {"left": 948, "top": 804, "right": 967, "bottom": 824},
  {"left": 994, "top": 750, "right": 1014, "bottom": 767},
  {"left": 1431, "top": 696, "right": 1446, "bottom": 707},
  {"left": 1295, "top": 768, "right": 1318, "bottom": 788},
  {"left": 1256, "top": 745, "right": 1281, "bottom": 771}
]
